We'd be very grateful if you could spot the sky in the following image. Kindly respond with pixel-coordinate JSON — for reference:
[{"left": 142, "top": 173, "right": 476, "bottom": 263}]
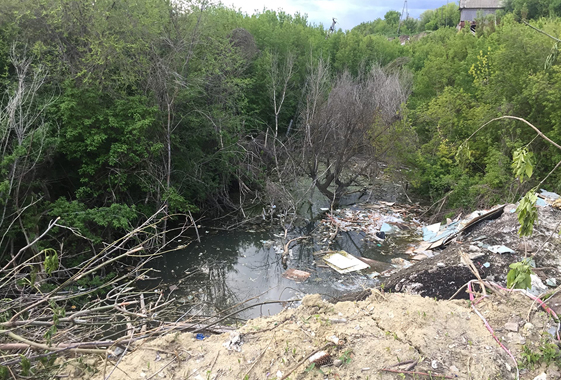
[{"left": 224, "top": 0, "right": 456, "bottom": 30}]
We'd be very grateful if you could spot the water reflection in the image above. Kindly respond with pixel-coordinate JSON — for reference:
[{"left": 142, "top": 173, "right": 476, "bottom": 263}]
[
  {"left": 152, "top": 223, "right": 418, "bottom": 321},
  {"left": 151, "top": 181, "right": 421, "bottom": 321}
]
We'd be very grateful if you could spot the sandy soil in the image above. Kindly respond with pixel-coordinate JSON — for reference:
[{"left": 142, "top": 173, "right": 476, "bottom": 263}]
[{"left": 67, "top": 289, "right": 559, "bottom": 380}]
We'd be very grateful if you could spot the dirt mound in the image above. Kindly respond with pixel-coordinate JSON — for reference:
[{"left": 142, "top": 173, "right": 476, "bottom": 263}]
[
  {"left": 68, "top": 290, "right": 558, "bottom": 380},
  {"left": 382, "top": 204, "right": 561, "bottom": 300}
]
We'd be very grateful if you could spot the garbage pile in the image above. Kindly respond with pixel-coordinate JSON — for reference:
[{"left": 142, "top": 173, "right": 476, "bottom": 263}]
[
  {"left": 319, "top": 202, "right": 423, "bottom": 243},
  {"left": 283, "top": 189, "right": 561, "bottom": 289}
]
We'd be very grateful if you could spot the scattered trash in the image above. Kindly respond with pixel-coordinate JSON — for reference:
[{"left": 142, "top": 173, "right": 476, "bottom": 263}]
[
  {"left": 482, "top": 262, "right": 491, "bottom": 268},
  {"left": 321, "top": 203, "right": 422, "bottom": 243},
  {"left": 110, "top": 346, "right": 125, "bottom": 357},
  {"left": 546, "top": 278, "right": 557, "bottom": 287},
  {"left": 411, "top": 254, "right": 428, "bottom": 261},
  {"left": 437, "top": 262, "right": 445, "bottom": 267},
  {"left": 536, "top": 197, "right": 548, "bottom": 207},
  {"left": 260, "top": 240, "right": 275, "bottom": 248},
  {"left": 367, "top": 272, "right": 380, "bottom": 278},
  {"left": 547, "top": 325, "right": 559, "bottom": 338},
  {"left": 195, "top": 333, "right": 207, "bottom": 340},
  {"left": 414, "top": 241, "right": 432, "bottom": 253},
  {"left": 528, "top": 275, "right": 548, "bottom": 296},
  {"left": 322, "top": 251, "right": 370, "bottom": 274},
  {"left": 380, "top": 223, "right": 396, "bottom": 233},
  {"left": 431, "top": 360, "right": 438, "bottom": 369},
  {"left": 282, "top": 268, "right": 311, "bottom": 282},
  {"left": 538, "top": 189, "right": 561, "bottom": 209},
  {"left": 533, "top": 373, "right": 547, "bottom": 380},
  {"left": 391, "top": 257, "right": 412, "bottom": 268},
  {"left": 540, "top": 189, "right": 560, "bottom": 200},
  {"left": 487, "top": 245, "right": 515, "bottom": 254},
  {"left": 468, "top": 251, "right": 485, "bottom": 260},
  {"left": 419, "top": 205, "right": 505, "bottom": 250},
  {"left": 422, "top": 223, "right": 441, "bottom": 240},
  {"left": 309, "top": 351, "right": 331, "bottom": 366},
  {"left": 223, "top": 331, "right": 243, "bottom": 351}
]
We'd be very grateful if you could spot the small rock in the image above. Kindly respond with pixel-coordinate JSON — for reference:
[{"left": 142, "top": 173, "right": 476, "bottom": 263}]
[
  {"left": 524, "top": 322, "right": 534, "bottom": 331},
  {"left": 468, "top": 252, "right": 485, "bottom": 260},
  {"left": 547, "top": 363, "right": 561, "bottom": 378},
  {"left": 72, "top": 368, "right": 83, "bottom": 377},
  {"left": 436, "top": 262, "right": 445, "bottom": 268},
  {"left": 507, "top": 332, "right": 526, "bottom": 345},
  {"left": 505, "top": 362, "right": 511, "bottom": 372},
  {"left": 533, "top": 373, "right": 547, "bottom": 380},
  {"left": 333, "top": 359, "right": 343, "bottom": 367},
  {"left": 468, "top": 245, "right": 481, "bottom": 252},
  {"left": 327, "top": 335, "right": 340, "bottom": 345},
  {"left": 302, "top": 294, "right": 324, "bottom": 307},
  {"left": 431, "top": 360, "right": 438, "bottom": 369},
  {"left": 504, "top": 322, "right": 519, "bottom": 332},
  {"left": 329, "top": 318, "right": 347, "bottom": 323}
]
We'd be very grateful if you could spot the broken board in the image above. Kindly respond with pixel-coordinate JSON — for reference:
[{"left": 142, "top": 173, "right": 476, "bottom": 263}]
[{"left": 322, "top": 251, "right": 370, "bottom": 274}]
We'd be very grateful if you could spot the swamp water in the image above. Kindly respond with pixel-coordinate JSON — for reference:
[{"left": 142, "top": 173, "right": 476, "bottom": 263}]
[{"left": 151, "top": 181, "right": 422, "bottom": 321}]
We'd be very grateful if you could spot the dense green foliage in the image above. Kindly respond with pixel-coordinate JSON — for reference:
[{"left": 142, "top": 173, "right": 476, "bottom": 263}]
[
  {"left": 2, "top": 0, "right": 561, "bottom": 258},
  {"left": 407, "top": 15, "right": 561, "bottom": 210},
  {"left": 352, "top": 4, "right": 460, "bottom": 37}
]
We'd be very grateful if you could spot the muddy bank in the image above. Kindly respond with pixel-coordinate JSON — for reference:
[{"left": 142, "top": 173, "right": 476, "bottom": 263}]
[{"left": 69, "top": 290, "right": 558, "bottom": 380}]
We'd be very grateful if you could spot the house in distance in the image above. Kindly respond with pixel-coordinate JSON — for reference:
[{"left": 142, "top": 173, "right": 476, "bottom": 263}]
[{"left": 458, "top": 0, "right": 504, "bottom": 32}]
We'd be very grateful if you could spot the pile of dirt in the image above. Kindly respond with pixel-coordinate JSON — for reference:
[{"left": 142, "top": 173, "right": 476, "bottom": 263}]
[
  {"left": 382, "top": 204, "right": 561, "bottom": 302},
  {"left": 68, "top": 290, "right": 558, "bottom": 380}
]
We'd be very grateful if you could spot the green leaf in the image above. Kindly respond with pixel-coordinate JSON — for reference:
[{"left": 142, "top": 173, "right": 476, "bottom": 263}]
[
  {"left": 512, "top": 147, "right": 534, "bottom": 182},
  {"left": 516, "top": 190, "right": 538, "bottom": 237}
]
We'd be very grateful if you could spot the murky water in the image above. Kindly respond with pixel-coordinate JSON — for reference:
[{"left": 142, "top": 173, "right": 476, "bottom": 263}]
[{"left": 151, "top": 180, "right": 422, "bottom": 321}]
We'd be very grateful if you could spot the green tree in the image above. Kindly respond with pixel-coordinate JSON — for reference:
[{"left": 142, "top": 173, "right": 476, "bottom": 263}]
[{"left": 385, "top": 10, "right": 401, "bottom": 28}]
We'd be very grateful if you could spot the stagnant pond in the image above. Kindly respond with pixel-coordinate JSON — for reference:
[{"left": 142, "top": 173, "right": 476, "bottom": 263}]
[{"left": 151, "top": 181, "right": 421, "bottom": 321}]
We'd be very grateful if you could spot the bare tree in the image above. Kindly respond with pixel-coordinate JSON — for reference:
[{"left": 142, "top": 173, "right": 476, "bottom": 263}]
[
  {"left": 0, "top": 45, "right": 56, "bottom": 258},
  {"left": 297, "top": 61, "right": 412, "bottom": 206}
]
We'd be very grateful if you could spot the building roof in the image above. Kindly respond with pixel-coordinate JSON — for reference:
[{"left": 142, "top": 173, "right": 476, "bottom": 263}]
[{"left": 459, "top": 0, "right": 503, "bottom": 9}]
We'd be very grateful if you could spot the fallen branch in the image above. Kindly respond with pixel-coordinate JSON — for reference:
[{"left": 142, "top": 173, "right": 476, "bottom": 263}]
[
  {"left": 380, "top": 368, "right": 455, "bottom": 379},
  {"left": 282, "top": 236, "right": 308, "bottom": 267},
  {"left": 7, "top": 331, "right": 106, "bottom": 355},
  {"left": 192, "top": 300, "right": 299, "bottom": 334}
]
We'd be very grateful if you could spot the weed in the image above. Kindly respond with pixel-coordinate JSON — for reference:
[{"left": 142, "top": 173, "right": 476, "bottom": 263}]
[
  {"left": 520, "top": 341, "right": 561, "bottom": 369},
  {"left": 339, "top": 350, "right": 353, "bottom": 364}
]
